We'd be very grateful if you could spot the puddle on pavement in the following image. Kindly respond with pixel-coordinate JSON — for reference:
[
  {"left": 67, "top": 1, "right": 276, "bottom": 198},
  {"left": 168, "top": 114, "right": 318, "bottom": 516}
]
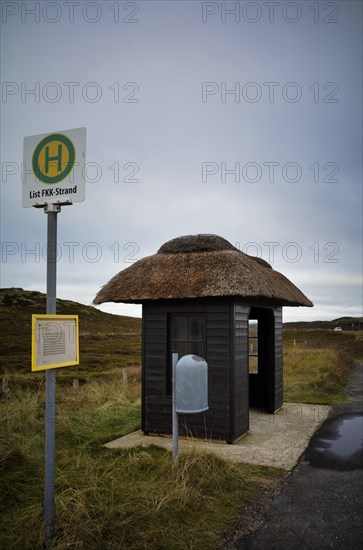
[
  {"left": 306, "top": 413, "right": 363, "bottom": 471},
  {"left": 318, "top": 415, "right": 363, "bottom": 456}
]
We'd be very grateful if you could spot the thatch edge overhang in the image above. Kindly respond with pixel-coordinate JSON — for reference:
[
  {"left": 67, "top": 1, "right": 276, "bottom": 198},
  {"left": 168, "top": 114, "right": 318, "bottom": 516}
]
[{"left": 93, "top": 247, "right": 313, "bottom": 308}]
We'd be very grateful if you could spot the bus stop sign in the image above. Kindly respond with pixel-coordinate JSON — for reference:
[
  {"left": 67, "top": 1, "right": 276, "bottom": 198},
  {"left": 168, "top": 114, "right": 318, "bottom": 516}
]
[{"left": 23, "top": 127, "right": 86, "bottom": 208}]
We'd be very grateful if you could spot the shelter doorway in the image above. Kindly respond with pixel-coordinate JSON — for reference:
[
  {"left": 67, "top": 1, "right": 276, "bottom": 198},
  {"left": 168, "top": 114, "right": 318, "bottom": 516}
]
[{"left": 248, "top": 307, "right": 275, "bottom": 412}]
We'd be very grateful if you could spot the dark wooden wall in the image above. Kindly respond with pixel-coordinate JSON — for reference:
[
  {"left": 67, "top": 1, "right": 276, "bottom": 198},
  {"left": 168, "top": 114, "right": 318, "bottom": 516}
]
[
  {"left": 142, "top": 299, "right": 234, "bottom": 441},
  {"left": 273, "top": 307, "right": 283, "bottom": 411},
  {"left": 231, "top": 302, "right": 249, "bottom": 441},
  {"left": 141, "top": 299, "right": 282, "bottom": 443}
]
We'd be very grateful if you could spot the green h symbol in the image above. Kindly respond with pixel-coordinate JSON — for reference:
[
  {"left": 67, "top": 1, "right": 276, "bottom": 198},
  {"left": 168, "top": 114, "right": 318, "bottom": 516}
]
[{"left": 45, "top": 144, "right": 62, "bottom": 173}]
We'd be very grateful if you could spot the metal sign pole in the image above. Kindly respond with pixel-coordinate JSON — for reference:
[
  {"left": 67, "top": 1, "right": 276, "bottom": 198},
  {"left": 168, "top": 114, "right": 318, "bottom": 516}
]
[
  {"left": 23, "top": 127, "right": 86, "bottom": 546},
  {"left": 44, "top": 203, "right": 60, "bottom": 546},
  {"left": 172, "top": 353, "right": 179, "bottom": 460}
]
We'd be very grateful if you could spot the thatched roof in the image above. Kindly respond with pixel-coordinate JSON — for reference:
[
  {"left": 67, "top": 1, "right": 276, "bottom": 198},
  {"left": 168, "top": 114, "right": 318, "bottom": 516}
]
[{"left": 93, "top": 234, "right": 313, "bottom": 307}]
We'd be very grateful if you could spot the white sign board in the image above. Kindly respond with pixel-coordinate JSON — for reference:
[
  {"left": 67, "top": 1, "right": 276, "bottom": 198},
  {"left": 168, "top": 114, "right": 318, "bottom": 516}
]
[
  {"left": 32, "top": 315, "right": 79, "bottom": 371},
  {"left": 23, "top": 127, "right": 86, "bottom": 208}
]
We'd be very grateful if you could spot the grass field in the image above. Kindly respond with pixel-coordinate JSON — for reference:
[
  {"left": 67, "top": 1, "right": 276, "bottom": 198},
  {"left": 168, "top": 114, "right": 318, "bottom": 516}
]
[
  {"left": 283, "top": 328, "right": 362, "bottom": 404},
  {"left": 1, "top": 289, "right": 362, "bottom": 549},
  {"left": 0, "top": 378, "right": 284, "bottom": 550}
]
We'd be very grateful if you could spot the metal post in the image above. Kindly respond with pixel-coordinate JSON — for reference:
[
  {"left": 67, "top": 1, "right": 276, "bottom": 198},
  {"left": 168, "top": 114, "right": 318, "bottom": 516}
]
[
  {"left": 44, "top": 203, "right": 60, "bottom": 546},
  {"left": 172, "top": 353, "right": 179, "bottom": 460}
]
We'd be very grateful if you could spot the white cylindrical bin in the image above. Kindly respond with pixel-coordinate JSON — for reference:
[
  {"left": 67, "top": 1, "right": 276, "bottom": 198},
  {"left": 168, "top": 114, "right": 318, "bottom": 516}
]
[{"left": 175, "top": 354, "right": 208, "bottom": 414}]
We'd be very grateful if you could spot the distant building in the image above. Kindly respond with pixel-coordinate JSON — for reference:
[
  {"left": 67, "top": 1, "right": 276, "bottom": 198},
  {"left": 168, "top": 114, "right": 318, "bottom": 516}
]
[{"left": 94, "top": 234, "right": 312, "bottom": 443}]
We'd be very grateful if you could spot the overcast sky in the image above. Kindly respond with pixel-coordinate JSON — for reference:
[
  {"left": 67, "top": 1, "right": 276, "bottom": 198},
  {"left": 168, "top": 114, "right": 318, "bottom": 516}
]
[{"left": 1, "top": 0, "right": 362, "bottom": 322}]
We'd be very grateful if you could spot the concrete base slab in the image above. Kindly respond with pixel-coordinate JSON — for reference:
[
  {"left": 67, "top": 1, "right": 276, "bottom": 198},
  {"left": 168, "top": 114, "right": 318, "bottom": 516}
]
[{"left": 105, "top": 402, "right": 331, "bottom": 471}]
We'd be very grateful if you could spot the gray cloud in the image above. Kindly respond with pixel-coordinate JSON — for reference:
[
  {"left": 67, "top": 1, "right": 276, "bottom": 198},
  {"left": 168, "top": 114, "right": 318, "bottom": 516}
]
[{"left": 1, "top": 1, "right": 361, "bottom": 322}]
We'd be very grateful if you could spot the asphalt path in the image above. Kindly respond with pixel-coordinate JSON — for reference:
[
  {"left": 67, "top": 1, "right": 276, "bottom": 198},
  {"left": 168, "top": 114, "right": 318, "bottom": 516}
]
[{"left": 234, "top": 362, "right": 363, "bottom": 550}]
